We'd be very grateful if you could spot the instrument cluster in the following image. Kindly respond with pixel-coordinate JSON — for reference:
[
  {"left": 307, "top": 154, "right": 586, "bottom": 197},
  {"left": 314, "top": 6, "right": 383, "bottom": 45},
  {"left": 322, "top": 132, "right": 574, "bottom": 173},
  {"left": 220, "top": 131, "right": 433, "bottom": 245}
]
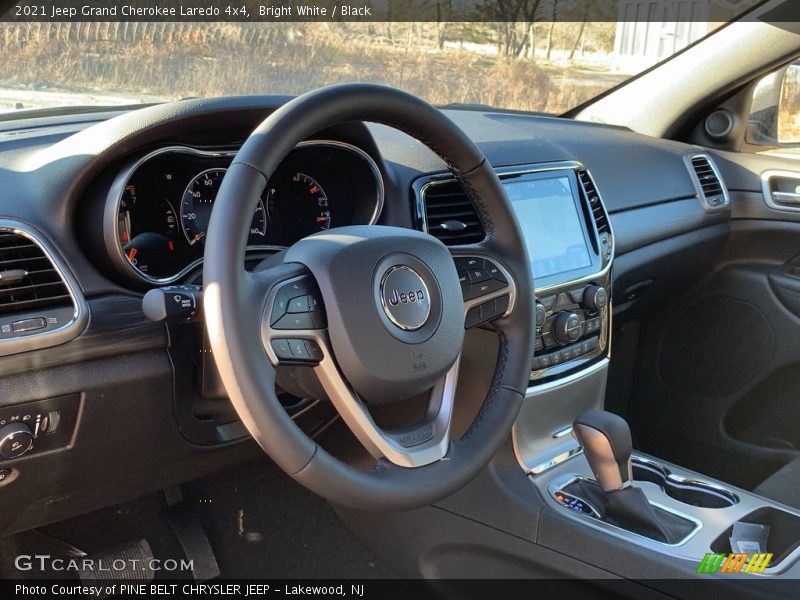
[{"left": 105, "top": 141, "right": 384, "bottom": 284}]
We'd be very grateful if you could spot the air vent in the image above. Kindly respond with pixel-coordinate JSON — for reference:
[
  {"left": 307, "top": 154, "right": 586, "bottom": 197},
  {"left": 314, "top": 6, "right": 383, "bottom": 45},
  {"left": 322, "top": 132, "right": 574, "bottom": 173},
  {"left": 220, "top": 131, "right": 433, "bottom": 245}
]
[
  {"left": 577, "top": 169, "right": 610, "bottom": 234},
  {"left": 422, "top": 181, "right": 485, "bottom": 245},
  {"left": 0, "top": 232, "right": 72, "bottom": 316},
  {"left": 689, "top": 155, "right": 728, "bottom": 209}
]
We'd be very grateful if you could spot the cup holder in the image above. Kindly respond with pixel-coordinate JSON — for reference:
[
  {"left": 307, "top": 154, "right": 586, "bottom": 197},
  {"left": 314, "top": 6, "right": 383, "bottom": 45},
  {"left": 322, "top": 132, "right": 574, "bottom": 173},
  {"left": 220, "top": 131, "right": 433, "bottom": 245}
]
[{"left": 632, "top": 457, "right": 738, "bottom": 509}]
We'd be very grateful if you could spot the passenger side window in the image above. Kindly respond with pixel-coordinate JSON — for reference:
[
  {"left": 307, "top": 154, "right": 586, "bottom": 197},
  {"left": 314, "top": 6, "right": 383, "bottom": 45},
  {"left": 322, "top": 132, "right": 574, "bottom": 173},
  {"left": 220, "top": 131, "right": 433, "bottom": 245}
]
[{"left": 748, "top": 60, "right": 800, "bottom": 150}]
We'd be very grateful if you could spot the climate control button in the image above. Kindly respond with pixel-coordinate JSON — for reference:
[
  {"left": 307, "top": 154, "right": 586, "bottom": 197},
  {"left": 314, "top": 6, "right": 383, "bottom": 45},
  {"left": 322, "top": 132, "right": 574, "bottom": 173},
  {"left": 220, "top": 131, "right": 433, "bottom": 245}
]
[
  {"left": 553, "top": 312, "right": 582, "bottom": 344},
  {"left": 583, "top": 285, "right": 608, "bottom": 312}
]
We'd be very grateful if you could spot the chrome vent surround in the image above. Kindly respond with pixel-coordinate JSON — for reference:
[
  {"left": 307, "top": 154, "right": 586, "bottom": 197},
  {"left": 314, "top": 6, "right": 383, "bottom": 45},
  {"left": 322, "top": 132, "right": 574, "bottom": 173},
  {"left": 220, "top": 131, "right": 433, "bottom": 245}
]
[
  {"left": 420, "top": 180, "right": 485, "bottom": 246},
  {"left": 0, "top": 232, "right": 71, "bottom": 315},
  {"left": 686, "top": 153, "right": 729, "bottom": 211},
  {"left": 0, "top": 221, "right": 87, "bottom": 356},
  {"left": 576, "top": 169, "right": 610, "bottom": 235}
]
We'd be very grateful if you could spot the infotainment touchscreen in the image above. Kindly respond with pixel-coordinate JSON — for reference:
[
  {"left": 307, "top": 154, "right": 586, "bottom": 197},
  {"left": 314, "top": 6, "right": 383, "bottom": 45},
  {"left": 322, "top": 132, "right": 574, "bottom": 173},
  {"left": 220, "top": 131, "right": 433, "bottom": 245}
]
[{"left": 504, "top": 174, "right": 592, "bottom": 280}]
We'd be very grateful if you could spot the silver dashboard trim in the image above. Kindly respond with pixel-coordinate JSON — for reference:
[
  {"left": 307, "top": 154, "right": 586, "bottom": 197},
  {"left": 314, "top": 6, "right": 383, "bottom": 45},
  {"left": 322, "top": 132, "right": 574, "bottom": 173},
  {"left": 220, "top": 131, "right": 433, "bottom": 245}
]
[
  {"left": 683, "top": 152, "right": 730, "bottom": 212},
  {"left": 0, "top": 220, "right": 89, "bottom": 356},
  {"left": 761, "top": 169, "right": 800, "bottom": 213},
  {"left": 104, "top": 140, "right": 385, "bottom": 286}
]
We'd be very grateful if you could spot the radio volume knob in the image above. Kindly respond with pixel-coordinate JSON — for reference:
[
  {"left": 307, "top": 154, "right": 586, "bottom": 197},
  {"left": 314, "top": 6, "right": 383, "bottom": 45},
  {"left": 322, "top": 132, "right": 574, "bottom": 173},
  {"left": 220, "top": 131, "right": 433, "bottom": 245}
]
[
  {"left": 0, "top": 422, "right": 33, "bottom": 459},
  {"left": 554, "top": 312, "right": 582, "bottom": 344},
  {"left": 583, "top": 286, "right": 608, "bottom": 312}
]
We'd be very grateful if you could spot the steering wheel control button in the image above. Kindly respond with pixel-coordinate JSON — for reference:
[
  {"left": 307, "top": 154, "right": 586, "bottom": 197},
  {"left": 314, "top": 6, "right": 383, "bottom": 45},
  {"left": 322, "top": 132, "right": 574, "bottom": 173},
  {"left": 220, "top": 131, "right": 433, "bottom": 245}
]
[
  {"left": 464, "top": 294, "right": 511, "bottom": 329},
  {"left": 270, "top": 338, "right": 323, "bottom": 365},
  {"left": 270, "top": 339, "right": 293, "bottom": 360},
  {"left": 485, "top": 260, "right": 507, "bottom": 283},
  {"left": 0, "top": 422, "right": 34, "bottom": 459},
  {"left": 273, "top": 312, "right": 315, "bottom": 330},
  {"left": 379, "top": 265, "right": 431, "bottom": 331},
  {"left": 288, "top": 339, "right": 310, "bottom": 360},
  {"left": 288, "top": 295, "right": 312, "bottom": 313},
  {"left": 454, "top": 257, "right": 509, "bottom": 300},
  {"left": 271, "top": 276, "right": 325, "bottom": 330},
  {"left": 303, "top": 340, "right": 324, "bottom": 362}
]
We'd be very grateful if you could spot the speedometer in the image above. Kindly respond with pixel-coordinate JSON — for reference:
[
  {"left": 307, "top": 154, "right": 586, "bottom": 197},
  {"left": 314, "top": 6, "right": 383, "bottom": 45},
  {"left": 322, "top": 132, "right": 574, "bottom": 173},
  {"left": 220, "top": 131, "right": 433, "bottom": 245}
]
[{"left": 180, "top": 168, "right": 267, "bottom": 245}]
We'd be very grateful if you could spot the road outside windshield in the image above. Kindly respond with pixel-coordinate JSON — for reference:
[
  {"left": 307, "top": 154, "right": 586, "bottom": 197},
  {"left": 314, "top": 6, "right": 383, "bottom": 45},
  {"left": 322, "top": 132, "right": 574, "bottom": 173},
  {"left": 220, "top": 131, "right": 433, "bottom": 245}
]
[{"left": 0, "top": 2, "right": 757, "bottom": 116}]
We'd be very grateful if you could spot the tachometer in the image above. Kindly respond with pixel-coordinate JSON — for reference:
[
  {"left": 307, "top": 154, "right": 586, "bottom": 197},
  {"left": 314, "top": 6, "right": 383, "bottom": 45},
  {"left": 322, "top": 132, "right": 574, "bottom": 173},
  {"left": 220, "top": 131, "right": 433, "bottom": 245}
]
[
  {"left": 180, "top": 168, "right": 267, "bottom": 245},
  {"left": 265, "top": 173, "right": 332, "bottom": 242}
]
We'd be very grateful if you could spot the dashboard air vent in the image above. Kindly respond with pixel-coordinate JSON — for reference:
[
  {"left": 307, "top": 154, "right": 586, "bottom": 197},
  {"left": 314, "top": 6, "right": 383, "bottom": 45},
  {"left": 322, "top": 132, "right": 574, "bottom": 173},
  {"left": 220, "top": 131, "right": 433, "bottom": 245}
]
[
  {"left": 577, "top": 169, "right": 610, "bottom": 235},
  {"left": 0, "top": 232, "right": 71, "bottom": 316},
  {"left": 689, "top": 155, "right": 728, "bottom": 209},
  {"left": 422, "top": 181, "right": 485, "bottom": 245}
]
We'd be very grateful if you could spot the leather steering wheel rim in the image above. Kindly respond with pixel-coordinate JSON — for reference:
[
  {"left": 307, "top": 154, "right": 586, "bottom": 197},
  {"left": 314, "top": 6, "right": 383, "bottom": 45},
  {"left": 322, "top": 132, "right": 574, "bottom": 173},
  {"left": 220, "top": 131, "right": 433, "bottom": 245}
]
[{"left": 203, "top": 83, "right": 535, "bottom": 511}]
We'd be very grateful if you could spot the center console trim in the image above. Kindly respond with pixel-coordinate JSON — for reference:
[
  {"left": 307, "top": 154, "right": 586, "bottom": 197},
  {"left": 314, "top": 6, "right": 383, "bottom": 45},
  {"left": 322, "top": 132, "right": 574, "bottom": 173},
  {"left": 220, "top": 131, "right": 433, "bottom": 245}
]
[{"left": 533, "top": 452, "right": 800, "bottom": 575}]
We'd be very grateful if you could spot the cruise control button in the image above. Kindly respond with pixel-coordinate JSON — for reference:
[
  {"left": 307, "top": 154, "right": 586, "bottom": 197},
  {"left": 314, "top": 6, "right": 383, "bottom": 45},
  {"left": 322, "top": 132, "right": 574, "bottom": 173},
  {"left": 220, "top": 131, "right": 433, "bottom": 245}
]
[
  {"left": 456, "top": 264, "right": 469, "bottom": 284},
  {"left": 455, "top": 257, "right": 483, "bottom": 270},
  {"left": 273, "top": 312, "right": 316, "bottom": 330},
  {"left": 467, "top": 268, "right": 490, "bottom": 284},
  {"left": 471, "top": 278, "right": 505, "bottom": 297},
  {"left": 484, "top": 260, "right": 507, "bottom": 283}
]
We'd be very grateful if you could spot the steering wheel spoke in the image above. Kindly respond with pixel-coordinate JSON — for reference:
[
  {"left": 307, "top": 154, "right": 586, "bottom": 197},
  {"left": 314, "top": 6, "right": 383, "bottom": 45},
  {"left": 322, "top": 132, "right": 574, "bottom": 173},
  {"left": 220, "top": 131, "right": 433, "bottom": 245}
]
[
  {"left": 451, "top": 251, "right": 517, "bottom": 329},
  {"left": 312, "top": 343, "right": 460, "bottom": 468}
]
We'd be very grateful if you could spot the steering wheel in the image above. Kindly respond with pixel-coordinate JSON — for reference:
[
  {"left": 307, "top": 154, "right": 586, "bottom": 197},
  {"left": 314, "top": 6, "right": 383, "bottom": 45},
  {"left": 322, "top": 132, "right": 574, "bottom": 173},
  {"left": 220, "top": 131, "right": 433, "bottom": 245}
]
[{"left": 203, "top": 83, "right": 535, "bottom": 511}]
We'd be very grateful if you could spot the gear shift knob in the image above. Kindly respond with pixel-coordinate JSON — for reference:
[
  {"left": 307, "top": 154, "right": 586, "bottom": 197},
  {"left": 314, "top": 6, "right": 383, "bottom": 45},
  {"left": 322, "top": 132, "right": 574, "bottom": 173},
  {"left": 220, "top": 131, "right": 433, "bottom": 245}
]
[{"left": 572, "top": 410, "right": 633, "bottom": 492}]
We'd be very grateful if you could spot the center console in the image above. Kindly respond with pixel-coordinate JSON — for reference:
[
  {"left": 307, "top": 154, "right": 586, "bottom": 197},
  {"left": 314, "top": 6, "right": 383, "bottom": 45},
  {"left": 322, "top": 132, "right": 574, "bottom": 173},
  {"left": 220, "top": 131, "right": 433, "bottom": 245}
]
[{"left": 504, "top": 161, "right": 800, "bottom": 578}]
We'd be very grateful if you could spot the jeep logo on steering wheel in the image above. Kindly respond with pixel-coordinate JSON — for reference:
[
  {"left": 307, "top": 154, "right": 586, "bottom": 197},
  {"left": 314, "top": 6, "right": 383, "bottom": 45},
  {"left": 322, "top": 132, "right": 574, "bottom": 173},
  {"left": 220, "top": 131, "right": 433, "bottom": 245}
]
[{"left": 380, "top": 266, "right": 431, "bottom": 331}]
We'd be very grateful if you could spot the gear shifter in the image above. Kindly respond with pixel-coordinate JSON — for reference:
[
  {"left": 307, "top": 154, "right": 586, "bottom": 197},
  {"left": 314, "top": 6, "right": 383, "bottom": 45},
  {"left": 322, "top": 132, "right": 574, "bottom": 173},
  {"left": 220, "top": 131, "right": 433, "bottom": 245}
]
[
  {"left": 566, "top": 410, "right": 695, "bottom": 544},
  {"left": 572, "top": 409, "right": 632, "bottom": 492}
]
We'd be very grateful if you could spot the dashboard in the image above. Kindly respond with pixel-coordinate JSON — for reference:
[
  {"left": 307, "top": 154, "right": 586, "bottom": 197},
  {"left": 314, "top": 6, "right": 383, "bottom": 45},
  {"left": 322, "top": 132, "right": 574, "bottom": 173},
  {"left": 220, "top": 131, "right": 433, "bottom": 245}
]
[
  {"left": 102, "top": 141, "right": 384, "bottom": 284},
  {"left": 0, "top": 93, "right": 759, "bottom": 537}
]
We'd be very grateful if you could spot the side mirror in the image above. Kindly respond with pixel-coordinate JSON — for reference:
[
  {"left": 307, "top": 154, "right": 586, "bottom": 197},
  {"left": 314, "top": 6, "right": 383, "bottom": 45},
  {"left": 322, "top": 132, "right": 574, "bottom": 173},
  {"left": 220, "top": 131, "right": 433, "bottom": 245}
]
[{"left": 748, "top": 61, "right": 800, "bottom": 147}]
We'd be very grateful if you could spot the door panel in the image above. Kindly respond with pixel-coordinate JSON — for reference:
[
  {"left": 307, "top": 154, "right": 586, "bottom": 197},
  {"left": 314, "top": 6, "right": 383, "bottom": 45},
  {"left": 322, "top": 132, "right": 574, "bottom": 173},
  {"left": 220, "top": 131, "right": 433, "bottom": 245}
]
[{"left": 621, "top": 154, "right": 800, "bottom": 490}]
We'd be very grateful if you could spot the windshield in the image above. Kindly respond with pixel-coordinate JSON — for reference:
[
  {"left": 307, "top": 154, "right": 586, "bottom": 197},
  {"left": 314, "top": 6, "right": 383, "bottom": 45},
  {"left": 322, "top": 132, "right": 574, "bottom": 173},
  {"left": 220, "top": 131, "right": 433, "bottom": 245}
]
[{"left": 0, "top": 7, "right": 758, "bottom": 118}]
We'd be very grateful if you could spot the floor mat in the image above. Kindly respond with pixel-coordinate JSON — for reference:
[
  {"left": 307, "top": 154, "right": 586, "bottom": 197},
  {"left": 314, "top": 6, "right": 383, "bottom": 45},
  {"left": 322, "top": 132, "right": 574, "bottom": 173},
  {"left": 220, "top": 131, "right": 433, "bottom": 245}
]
[{"left": 1, "top": 458, "right": 397, "bottom": 580}]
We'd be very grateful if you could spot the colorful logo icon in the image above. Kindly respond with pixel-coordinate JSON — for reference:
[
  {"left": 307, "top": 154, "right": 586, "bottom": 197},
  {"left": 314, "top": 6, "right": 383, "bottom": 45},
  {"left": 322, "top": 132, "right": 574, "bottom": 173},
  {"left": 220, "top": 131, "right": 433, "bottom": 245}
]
[{"left": 697, "top": 552, "right": 773, "bottom": 574}]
